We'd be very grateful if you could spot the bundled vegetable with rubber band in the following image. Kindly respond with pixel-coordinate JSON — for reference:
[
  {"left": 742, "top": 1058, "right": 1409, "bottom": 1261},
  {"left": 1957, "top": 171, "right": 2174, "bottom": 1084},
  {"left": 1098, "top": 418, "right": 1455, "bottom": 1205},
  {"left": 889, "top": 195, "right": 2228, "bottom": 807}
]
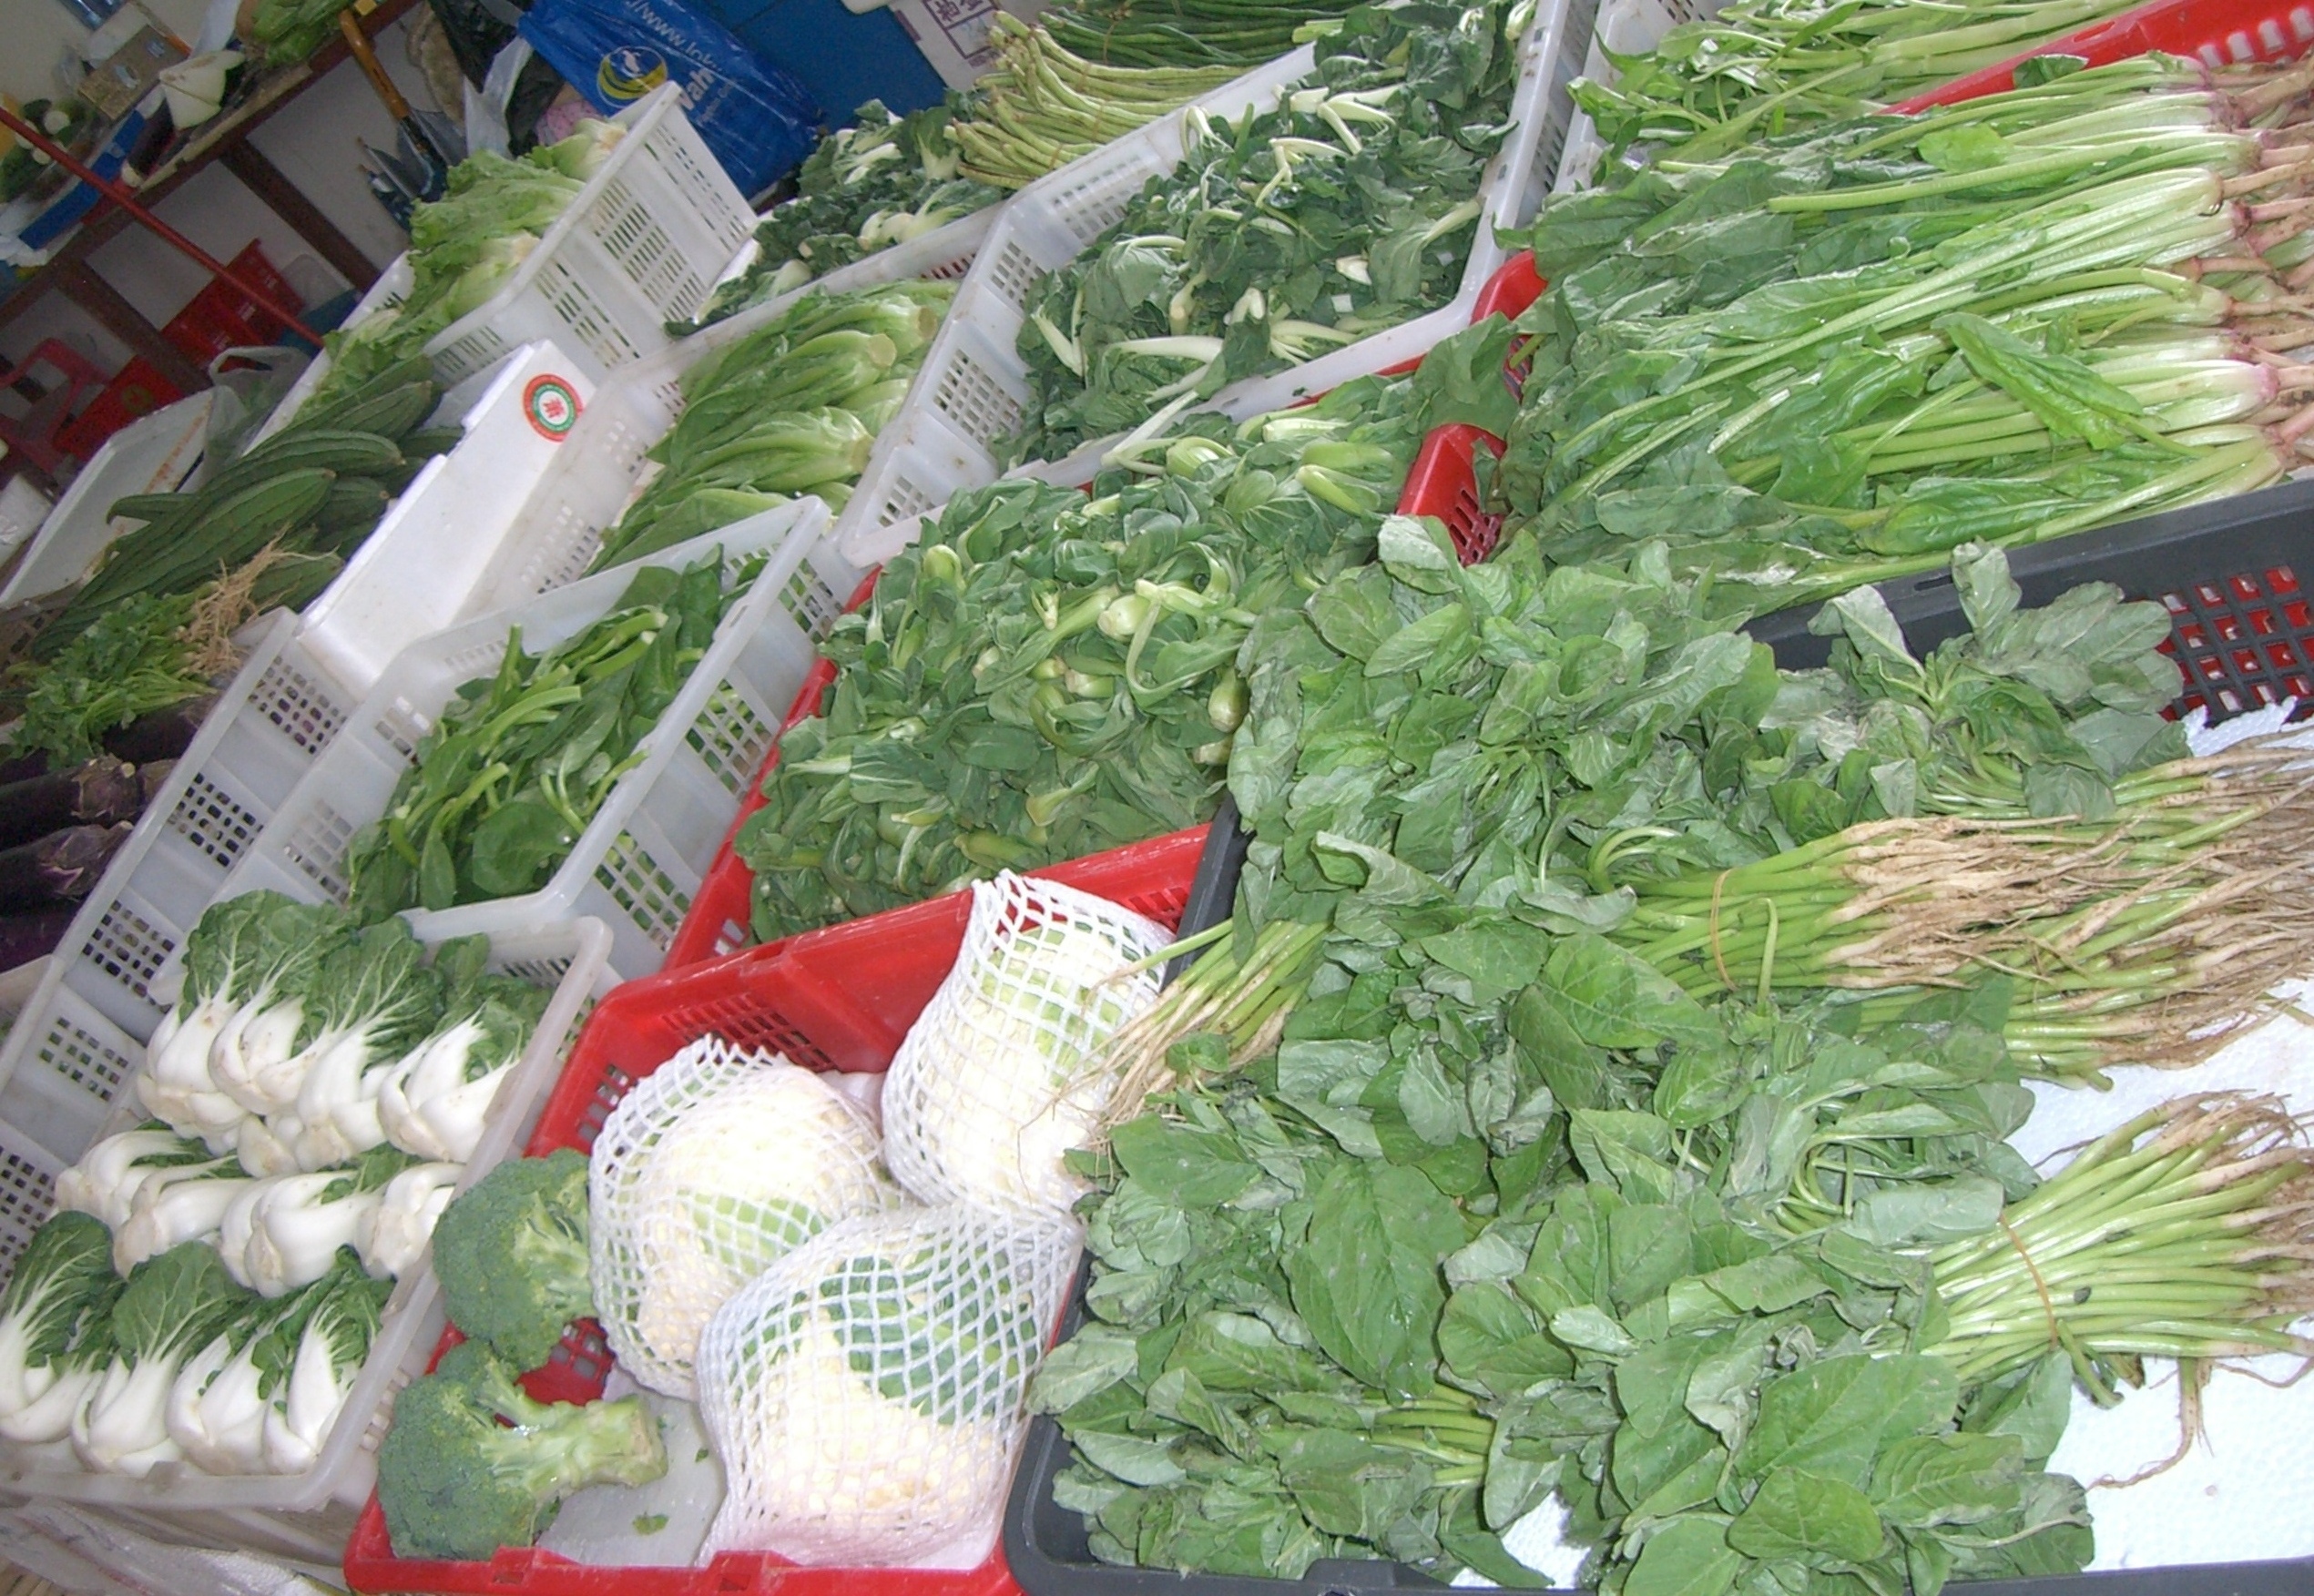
[{"left": 1499, "top": 54, "right": 2314, "bottom": 613}]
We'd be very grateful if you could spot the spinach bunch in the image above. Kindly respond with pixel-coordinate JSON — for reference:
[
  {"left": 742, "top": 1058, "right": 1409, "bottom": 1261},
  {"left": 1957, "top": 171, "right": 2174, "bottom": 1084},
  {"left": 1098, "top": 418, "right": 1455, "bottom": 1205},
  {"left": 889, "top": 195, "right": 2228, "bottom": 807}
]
[
  {"left": 345, "top": 553, "right": 747, "bottom": 917},
  {"left": 733, "top": 376, "right": 1422, "bottom": 944},
  {"left": 1004, "top": 0, "right": 1523, "bottom": 464},
  {"left": 1039, "top": 895, "right": 2090, "bottom": 1587}
]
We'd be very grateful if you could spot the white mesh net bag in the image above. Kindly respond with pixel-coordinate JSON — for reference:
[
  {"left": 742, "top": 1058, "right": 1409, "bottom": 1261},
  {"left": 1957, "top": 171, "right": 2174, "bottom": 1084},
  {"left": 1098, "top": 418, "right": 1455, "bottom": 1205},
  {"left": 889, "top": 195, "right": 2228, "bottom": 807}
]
[
  {"left": 696, "top": 1203, "right": 1080, "bottom": 1567},
  {"left": 590, "top": 1038, "right": 905, "bottom": 1398},
  {"left": 882, "top": 873, "right": 1170, "bottom": 1215}
]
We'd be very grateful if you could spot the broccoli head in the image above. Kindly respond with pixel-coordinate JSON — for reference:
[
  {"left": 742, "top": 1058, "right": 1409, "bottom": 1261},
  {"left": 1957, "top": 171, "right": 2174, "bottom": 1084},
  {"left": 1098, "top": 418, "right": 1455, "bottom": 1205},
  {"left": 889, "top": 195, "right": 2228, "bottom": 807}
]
[
  {"left": 378, "top": 1337, "right": 667, "bottom": 1560},
  {"left": 429, "top": 1148, "right": 594, "bottom": 1371}
]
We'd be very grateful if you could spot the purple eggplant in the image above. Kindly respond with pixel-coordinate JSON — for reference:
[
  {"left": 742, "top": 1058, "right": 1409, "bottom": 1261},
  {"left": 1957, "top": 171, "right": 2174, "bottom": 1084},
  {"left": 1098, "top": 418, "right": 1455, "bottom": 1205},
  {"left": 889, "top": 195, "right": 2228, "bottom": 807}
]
[
  {"left": 0, "top": 824, "right": 131, "bottom": 911},
  {"left": 0, "top": 757, "right": 148, "bottom": 849},
  {"left": 101, "top": 696, "right": 216, "bottom": 767}
]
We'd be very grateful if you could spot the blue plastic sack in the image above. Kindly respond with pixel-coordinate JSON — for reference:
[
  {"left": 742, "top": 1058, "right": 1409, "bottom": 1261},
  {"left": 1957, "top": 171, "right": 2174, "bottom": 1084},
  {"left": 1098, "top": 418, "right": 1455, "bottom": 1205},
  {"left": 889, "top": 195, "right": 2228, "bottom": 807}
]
[{"left": 519, "top": 0, "right": 821, "bottom": 196}]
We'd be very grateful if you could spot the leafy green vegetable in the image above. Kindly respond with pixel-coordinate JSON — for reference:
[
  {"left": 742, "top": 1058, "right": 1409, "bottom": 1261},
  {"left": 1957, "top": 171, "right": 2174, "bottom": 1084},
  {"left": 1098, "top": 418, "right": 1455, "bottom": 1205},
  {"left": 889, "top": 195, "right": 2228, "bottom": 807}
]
[
  {"left": 598, "top": 283, "right": 953, "bottom": 572},
  {"left": 1005, "top": 0, "right": 1524, "bottom": 463},
  {"left": 1566, "top": 0, "right": 2146, "bottom": 169},
  {"left": 1498, "top": 56, "right": 2314, "bottom": 614},
  {"left": 1039, "top": 0, "right": 1366, "bottom": 68},
  {"left": 8, "top": 593, "right": 209, "bottom": 769},
  {"left": 732, "top": 371, "right": 1422, "bottom": 942},
  {"left": 311, "top": 124, "right": 624, "bottom": 405},
  {"left": 344, "top": 551, "right": 748, "bottom": 917}
]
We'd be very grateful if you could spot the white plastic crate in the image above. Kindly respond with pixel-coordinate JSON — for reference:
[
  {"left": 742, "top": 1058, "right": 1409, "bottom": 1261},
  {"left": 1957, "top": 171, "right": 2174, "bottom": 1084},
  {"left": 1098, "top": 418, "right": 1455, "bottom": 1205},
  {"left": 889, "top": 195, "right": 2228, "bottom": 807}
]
[
  {"left": 423, "top": 85, "right": 755, "bottom": 388},
  {"left": 838, "top": 0, "right": 1598, "bottom": 564},
  {"left": 0, "top": 392, "right": 215, "bottom": 607},
  {"left": 1553, "top": 0, "right": 1719, "bottom": 193},
  {"left": 0, "top": 614, "right": 356, "bottom": 1076},
  {"left": 297, "top": 341, "right": 598, "bottom": 696},
  {"left": 247, "top": 255, "right": 414, "bottom": 449},
  {"left": 473, "top": 212, "right": 992, "bottom": 601},
  {"left": 194, "top": 501, "right": 866, "bottom": 984},
  {"left": 0, "top": 912, "right": 617, "bottom": 1560}
]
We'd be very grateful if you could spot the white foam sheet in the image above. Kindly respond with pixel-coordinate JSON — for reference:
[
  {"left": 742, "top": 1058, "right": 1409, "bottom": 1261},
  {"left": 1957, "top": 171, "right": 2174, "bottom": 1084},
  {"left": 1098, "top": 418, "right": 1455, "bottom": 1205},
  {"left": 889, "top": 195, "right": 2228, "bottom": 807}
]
[{"left": 1485, "top": 705, "right": 2314, "bottom": 1583}]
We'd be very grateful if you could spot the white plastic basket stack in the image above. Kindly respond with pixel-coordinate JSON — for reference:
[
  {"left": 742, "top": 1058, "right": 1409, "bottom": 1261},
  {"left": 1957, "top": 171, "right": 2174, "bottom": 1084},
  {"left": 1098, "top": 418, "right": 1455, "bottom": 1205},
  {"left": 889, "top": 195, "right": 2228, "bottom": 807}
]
[
  {"left": 1552, "top": 0, "right": 1720, "bottom": 192},
  {"left": 839, "top": 0, "right": 1597, "bottom": 564},
  {"left": 473, "top": 213, "right": 993, "bottom": 601},
  {"left": 425, "top": 85, "right": 754, "bottom": 387},
  {"left": 0, "top": 915, "right": 617, "bottom": 1563},
  {"left": 0, "top": 613, "right": 356, "bottom": 1094},
  {"left": 190, "top": 501, "right": 870, "bottom": 984},
  {"left": 297, "top": 341, "right": 598, "bottom": 696}
]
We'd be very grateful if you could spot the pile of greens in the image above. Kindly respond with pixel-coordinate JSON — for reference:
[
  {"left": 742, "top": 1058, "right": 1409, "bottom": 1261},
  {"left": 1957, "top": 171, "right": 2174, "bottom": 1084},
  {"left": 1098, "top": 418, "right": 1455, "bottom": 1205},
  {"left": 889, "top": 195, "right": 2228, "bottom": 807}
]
[
  {"left": 9, "top": 594, "right": 212, "bottom": 770},
  {"left": 731, "top": 371, "right": 1429, "bottom": 944},
  {"left": 311, "top": 123, "right": 627, "bottom": 407},
  {"left": 1493, "top": 56, "right": 2314, "bottom": 614},
  {"left": 691, "top": 106, "right": 1001, "bottom": 329},
  {"left": 1039, "top": 0, "right": 1365, "bottom": 68},
  {"left": 344, "top": 551, "right": 750, "bottom": 917},
  {"left": 1568, "top": 0, "right": 2147, "bottom": 170},
  {"left": 1038, "top": 532, "right": 2314, "bottom": 1589},
  {"left": 1004, "top": 0, "right": 1524, "bottom": 464},
  {"left": 594, "top": 281, "right": 954, "bottom": 573}
]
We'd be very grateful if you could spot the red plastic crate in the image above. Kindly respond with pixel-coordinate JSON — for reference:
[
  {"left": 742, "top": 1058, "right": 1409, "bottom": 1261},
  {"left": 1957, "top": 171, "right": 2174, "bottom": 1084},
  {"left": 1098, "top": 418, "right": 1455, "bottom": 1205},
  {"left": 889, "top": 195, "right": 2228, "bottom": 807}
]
[
  {"left": 343, "top": 825, "right": 1207, "bottom": 1596},
  {"left": 1891, "top": 0, "right": 2314, "bottom": 110},
  {"left": 1401, "top": 422, "right": 1510, "bottom": 563},
  {"left": 161, "top": 241, "right": 303, "bottom": 364},
  {"left": 51, "top": 356, "right": 185, "bottom": 462}
]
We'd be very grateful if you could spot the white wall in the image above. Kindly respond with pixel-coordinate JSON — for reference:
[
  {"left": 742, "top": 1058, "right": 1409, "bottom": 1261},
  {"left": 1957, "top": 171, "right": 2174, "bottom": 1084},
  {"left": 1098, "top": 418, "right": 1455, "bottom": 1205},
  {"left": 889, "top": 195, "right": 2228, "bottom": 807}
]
[{"left": 2, "top": 0, "right": 443, "bottom": 380}]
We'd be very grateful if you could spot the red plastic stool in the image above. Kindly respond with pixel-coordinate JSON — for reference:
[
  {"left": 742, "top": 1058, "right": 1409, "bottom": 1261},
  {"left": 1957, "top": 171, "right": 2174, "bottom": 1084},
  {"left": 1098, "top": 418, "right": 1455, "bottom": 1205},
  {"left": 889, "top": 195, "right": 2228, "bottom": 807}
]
[{"left": 0, "top": 340, "right": 109, "bottom": 475}]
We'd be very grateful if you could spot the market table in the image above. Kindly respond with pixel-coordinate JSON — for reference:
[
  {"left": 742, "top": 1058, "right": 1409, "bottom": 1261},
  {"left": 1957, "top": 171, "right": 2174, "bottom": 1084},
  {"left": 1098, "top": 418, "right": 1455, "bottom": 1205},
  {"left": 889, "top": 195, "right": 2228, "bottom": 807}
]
[{"left": 0, "top": 0, "right": 424, "bottom": 396}]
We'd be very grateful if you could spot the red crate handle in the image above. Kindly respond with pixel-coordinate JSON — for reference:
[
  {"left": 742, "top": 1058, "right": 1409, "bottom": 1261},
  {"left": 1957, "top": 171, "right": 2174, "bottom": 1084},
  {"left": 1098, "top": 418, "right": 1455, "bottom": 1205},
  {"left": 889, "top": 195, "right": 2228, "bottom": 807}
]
[{"left": 1890, "top": 0, "right": 2314, "bottom": 110}]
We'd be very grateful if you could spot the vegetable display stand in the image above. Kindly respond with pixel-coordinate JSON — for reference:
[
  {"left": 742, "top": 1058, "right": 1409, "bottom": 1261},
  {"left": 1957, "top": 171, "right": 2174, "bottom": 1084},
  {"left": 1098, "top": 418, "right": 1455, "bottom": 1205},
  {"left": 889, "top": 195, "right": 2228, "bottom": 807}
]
[
  {"left": 0, "top": 392, "right": 214, "bottom": 609},
  {"left": 477, "top": 219, "right": 983, "bottom": 608},
  {"left": 0, "top": 611, "right": 355, "bottom": 1090},
  {"left": 833, "top": 0, "right": 1590, "bottom": 567},
  {"left": 181, "top": 503, "right": 861, "bottom": 986},
  {"left": 0, "top": 914, "right": 617, "bottom": 1568},
  {"left": 340, "top": 827, "right": 1207, "bottom": 1596},
  {"left": 296, "top": 341, "right": 600, "bottom": 696},
  {"left": 423, "top": 85, "right": 754, "bottom": 388}
]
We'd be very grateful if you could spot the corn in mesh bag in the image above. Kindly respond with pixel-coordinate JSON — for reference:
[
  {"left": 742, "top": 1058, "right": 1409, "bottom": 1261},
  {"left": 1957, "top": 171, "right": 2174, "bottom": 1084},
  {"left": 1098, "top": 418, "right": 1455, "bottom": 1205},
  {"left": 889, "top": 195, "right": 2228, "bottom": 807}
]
[
  {"left": 589, "top": 1038, "right": 903, "bottom": 1398},
  {"left": 697, "top": 1203, "right": 1079, "bottom": 1566},
  {"left": 883, "top": 873, "right": 1170, "bottom": 1214}
]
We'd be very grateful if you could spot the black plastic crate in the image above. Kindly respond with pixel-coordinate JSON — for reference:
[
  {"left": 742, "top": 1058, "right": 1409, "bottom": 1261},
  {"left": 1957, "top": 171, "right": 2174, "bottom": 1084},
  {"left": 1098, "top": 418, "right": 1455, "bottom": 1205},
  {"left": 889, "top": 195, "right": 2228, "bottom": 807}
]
[
  {"left": 1744, "top": 477, "right": 2314, "bottom": 721},
  {"left": 1003, "top": 480, "right": 2314, "bottom": 1596}
]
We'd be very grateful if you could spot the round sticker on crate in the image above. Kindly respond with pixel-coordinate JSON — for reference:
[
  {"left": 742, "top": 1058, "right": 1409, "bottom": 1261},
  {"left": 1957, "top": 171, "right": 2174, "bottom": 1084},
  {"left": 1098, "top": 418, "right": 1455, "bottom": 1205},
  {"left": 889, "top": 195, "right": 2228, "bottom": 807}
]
[{"left": 524, "top": 375, "right": 583, "bottom": 440}]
